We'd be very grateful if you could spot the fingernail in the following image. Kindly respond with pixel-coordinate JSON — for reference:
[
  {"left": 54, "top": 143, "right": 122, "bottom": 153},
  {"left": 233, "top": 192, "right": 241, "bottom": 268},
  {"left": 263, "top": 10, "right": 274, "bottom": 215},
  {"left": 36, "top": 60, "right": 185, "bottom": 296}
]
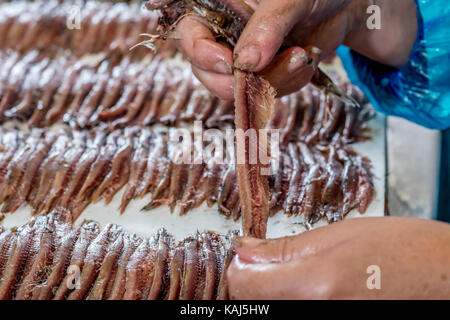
[
  {"left": 233, "top": 237, "right": 265, "bottom": 249},
  {"left": 288, "top": 50, "right": 309, "bottom": 73},
  {"left": 214, "top": 60, "right": 232, "bottom": 74},
  {"left": 234, "top": 45, "right": 261, "bottom": 71},
  {"left": 310, "top": 46, "right": 322, "bottom": 56}
]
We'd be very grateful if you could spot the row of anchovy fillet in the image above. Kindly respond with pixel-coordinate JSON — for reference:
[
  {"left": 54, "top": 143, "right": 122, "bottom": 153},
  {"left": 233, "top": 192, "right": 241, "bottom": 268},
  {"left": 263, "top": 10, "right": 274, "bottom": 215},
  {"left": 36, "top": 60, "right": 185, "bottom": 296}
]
[
  {"left": 0, "top": 126, "right": 374, "bottom": 226},
  {"left": 0, "top": 48, "right": 371, "bottom": 139},
  {"left": 0, "top": 210, "right": 236, "bottom": 300}
]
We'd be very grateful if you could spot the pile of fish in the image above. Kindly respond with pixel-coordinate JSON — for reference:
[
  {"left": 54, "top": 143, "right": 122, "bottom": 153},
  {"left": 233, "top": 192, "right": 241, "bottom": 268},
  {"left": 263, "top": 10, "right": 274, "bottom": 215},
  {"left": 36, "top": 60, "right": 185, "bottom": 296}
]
[
  {"left": 0, "top": 126, "right": 373, "bottom": 226},
  {"left": 0, "top": 210, "right": 235, "bottom": 300}
]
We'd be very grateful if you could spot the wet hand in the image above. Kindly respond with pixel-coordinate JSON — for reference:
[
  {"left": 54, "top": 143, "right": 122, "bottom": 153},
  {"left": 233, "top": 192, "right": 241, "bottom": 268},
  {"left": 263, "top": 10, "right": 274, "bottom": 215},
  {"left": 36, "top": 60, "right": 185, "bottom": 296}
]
[{"left": 172, "top": 0, "right": 417, "bottom": 100}]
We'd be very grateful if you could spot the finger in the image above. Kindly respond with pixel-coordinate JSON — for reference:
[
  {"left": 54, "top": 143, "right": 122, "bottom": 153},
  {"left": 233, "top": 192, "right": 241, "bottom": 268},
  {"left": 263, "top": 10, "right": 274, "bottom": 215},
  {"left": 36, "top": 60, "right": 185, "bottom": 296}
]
[
  {"left": 191, "top": 65, "right": 235, "bottom": 100},
  {"left": 227, "top": 256, "right": 333, "bottom": 300},
  {"left": 234, "top": 0, "right": 315, "bottom": 72},
  {"left": 261, "top": 46, "right": 318, "bottom": 96},
  {"left": 233, "top": 218, "right": 367, "bottom": 264},
  {"left": 242, "top": 0, "right": 259, "bottom": 10},
  {"left": 233, "top": 236, "right": 310, "bottom": 264},
  {"left": 227, "top": 257, "right": 290, "bottom": 299},
  {"left": 174, "top": 16, "right": 233, "bottom": 74}
]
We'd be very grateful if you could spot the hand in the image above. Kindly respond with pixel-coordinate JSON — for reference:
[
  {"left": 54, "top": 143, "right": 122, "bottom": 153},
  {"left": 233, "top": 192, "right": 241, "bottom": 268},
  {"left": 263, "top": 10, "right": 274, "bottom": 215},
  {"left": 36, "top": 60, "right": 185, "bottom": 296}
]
[
  {"left": 227, "top": 217, "right": 450, "bottom": 299},
  {"left": 173, "top": 0, "right": 417, "bottom": 100}
]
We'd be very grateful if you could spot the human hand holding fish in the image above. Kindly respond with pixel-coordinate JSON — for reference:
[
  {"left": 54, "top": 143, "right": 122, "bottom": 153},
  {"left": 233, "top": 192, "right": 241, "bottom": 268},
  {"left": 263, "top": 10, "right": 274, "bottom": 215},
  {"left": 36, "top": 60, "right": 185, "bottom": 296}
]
[{"left": 151, "top": 0, "right": 417, "bottom": 101}]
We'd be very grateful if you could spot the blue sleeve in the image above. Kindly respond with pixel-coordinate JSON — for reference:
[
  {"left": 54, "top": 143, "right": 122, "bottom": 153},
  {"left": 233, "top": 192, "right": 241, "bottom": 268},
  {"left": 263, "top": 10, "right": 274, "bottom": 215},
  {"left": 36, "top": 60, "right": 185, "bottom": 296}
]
[{"left": 337, "top": 0, "right": 450, "bottom": 130}]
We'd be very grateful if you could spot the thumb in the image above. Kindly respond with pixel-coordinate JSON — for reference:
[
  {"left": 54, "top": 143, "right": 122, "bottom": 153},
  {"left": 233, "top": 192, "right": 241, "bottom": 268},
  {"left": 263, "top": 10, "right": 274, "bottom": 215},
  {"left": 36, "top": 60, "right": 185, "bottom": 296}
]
[
  {"left": 233, "top": 237, "right": 301, "bottom": 264},
  {"left": 233, "top": 220, "right": 361, "bottom": 264},
  {"left": 234, "top": 0, "right": 315, "bottom": 72},
  {"left": 233, "top": 234, "right": 317, "bottom": 264}
]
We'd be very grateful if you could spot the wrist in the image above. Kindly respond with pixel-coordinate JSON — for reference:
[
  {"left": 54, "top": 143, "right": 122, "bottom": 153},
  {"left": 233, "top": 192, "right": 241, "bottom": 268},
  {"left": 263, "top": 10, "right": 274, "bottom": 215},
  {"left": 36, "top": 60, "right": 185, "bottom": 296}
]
[{"left": 344, "top": 0, "right": 418, "bottom": 68}]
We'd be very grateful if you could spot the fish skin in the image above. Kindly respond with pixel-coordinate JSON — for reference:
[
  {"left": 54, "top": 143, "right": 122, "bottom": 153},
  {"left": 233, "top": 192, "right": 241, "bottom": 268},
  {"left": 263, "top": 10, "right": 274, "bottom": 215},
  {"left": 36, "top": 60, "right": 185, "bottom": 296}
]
[
  {"left": 107, "top": 233, "right": 143, "bottom": 300},
  {"left": 123, "top": 238, "right": 156, "bottom": 300},
  {"left": 0, "top": 130, "right": 22, "bottom": 198},
  {"left": 113, "top": 58, "right": 160, "bottom": 128},
  {"left": 52, "top": 221, "right": 100, "bottom": 300},
  {"left": 137, "top": 133, "right": 167, "bottom": 198},
  {"left": 120, "top": 129, "right": 152, "bottom": 213},
  {"left": 41, "top": 131, "right": 88, "bottom": 214},
  {"left": 59, "top": 131, "right": 107, "bottom": 214},
  {"left": 77, "top": 129, "right": 120, "bottom": 205},
  {"left": 44, "top": 60, "right": 89, "bottom": 126},
  {"left": 88, "top": 232, "right": 125, "bottom": 300},
  {"left": 14, "top": 216, "right": 56, "bottom": 300},
  {"left": 31, "top": 132, "right": 71, "bottom": 211},
  {"left": 147, "top": 228, "right": 172, "bottom": 300},
  {"left": 33, "top": 224, "right": 82, "bottom": 300},
  {"left": 0, "top": 129, "right": 43, "bottom": 209},
  {"left": 66, "top": 224, "right": 122, "bottom": 300},
  {"left": 298, "top": 143, "right": 325, "bottom": 228},
  {"left": 88, "top": 58, "right": 130, "bottom": 126},
  {"left": 165, "top": 244, "right": 184, "bottom": 300},
  {"left": 29, "top": 57, "right": 66, "bottom": 127},
  {"left": 0, "top": 216, "right": 41, "bottom": 299},
  {"left": 90, "top": 128, "right": 135, "bottom": 205},
  {"left": 76, "top": 68, "right": 110, "bottom": 128},
  {"left": 0, "top": 229, "right": 16, "bottom": 280},
  {"left": 198, "top": 233, "right": 218, "bottom": 300},
  {"left": 3, "top": 131, "right": 56, "bottom": 213},
  {"left": 179, "top": 237, "right": 199, "bottom": 300},
  {"left": 137, "top": 63, "right": 169, "bottom": 125}
]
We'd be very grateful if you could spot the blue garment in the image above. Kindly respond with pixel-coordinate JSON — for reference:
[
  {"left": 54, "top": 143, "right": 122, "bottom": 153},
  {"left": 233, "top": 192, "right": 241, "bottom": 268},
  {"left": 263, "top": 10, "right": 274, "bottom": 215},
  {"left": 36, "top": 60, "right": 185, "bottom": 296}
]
[
  {"left": 337, "top": 0, "right": 450, "bottom": 130},
  {"left": 338, "top": 0, "right": 450, "bottom": 222}
]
